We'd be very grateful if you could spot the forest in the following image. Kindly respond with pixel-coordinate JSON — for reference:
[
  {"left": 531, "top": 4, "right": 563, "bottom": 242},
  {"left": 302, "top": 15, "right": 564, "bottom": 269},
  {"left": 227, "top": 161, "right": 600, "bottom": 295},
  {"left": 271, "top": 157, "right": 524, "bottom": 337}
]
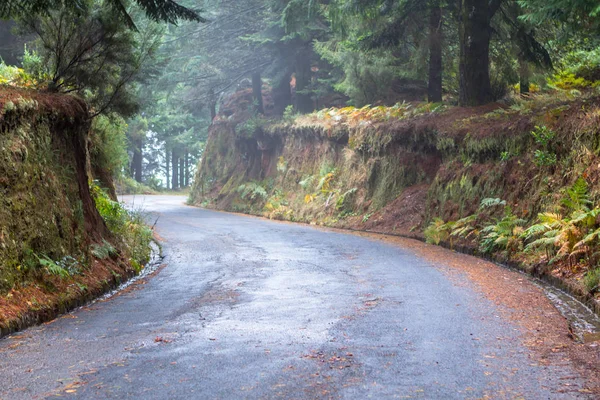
[{"left": 0, "top": 0, "right": 597, "bottom": 192}]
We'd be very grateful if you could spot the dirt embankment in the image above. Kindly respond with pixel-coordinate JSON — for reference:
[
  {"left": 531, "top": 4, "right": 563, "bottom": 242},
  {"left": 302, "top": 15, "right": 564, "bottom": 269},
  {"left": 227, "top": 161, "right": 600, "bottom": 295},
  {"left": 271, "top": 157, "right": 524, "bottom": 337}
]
[
  {"left": 190, "top": 94, "right": 600, "bottom": 316},
  {"left": 0, "top": 88, "right": 138, "bottom": 337}
]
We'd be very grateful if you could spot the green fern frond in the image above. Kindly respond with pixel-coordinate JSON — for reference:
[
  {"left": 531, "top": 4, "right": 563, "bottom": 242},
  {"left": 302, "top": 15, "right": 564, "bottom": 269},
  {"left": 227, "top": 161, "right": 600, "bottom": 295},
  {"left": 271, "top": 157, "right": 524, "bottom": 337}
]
[
  {"left": 479, "top": 198, "right": 506, "bottom": 209},
  {"left": 561, "top": 177, "right": 592, "bottom": 212}
]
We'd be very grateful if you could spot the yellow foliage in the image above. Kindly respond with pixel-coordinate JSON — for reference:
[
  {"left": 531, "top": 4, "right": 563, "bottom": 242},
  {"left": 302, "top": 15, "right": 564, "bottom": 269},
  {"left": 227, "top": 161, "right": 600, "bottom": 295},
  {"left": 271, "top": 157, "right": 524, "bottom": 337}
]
[
  {"left": 304, "top": 193, "right": 316, "bottom": 204},
  {"left": 0, "top": 64, "right": 45, "bottom": 89},
  {"left": 547, "top": 72, "right": 600, "bottom": 90}
]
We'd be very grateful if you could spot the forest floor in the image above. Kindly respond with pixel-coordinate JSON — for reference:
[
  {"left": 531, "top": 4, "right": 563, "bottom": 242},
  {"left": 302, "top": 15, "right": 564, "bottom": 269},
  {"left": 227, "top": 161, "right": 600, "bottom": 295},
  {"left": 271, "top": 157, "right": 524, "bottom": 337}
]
[{"left": 1, "top": 195, "right": 598, "bottom": 399}]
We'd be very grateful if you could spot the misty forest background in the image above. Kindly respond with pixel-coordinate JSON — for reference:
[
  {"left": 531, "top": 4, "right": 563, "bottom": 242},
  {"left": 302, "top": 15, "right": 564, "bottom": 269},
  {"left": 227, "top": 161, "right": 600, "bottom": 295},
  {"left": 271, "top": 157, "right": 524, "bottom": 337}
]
[{"left": 0, "top": 0, "right": 599, "bottom": 191}]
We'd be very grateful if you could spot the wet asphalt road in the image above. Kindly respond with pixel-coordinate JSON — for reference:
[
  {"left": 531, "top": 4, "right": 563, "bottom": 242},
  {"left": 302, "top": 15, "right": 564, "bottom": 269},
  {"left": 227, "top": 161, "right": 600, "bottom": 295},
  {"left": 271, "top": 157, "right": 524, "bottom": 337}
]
[{"left": 0, "top": 195, "right": 590, "bottom": 399}]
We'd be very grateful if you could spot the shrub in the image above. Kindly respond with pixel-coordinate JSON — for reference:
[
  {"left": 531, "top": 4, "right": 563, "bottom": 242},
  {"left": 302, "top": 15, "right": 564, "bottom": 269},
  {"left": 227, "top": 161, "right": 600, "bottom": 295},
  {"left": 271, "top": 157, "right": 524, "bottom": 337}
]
[
  {"left": 237, "top": 182, "right": 268, "bottom": 201},
  {"left": 91, "top": 182, "right": 152, "bottom": 270},
  {"left": 424, "top": 218, "right": 452, "bottom": 245},
  {"left": 583, "top": 268, "right": 600, "bottom": 293},
  {"left": 479, "top": 209, "right": 525, "bottom": 255}
]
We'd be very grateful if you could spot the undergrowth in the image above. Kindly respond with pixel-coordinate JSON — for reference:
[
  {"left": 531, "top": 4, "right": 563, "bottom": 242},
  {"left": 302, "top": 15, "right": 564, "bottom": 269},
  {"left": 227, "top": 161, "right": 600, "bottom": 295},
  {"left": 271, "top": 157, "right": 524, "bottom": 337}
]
[
  {"left": 91, "top": 182, "right": 153, "bottom": 272},
  {"left": 425, "top": 178, "right": 600, "bottom": 293}
]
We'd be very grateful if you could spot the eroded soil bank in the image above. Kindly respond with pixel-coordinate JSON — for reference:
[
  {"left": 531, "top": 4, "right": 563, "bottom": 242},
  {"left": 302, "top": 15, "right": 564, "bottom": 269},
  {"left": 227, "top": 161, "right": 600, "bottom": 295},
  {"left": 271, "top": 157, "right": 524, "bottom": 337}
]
[
  {"left": 0, "top": 88, "right": 149, "bottom": 337},
  {"left": 190, "top": 96, "right": 600, "bottom": 318}
]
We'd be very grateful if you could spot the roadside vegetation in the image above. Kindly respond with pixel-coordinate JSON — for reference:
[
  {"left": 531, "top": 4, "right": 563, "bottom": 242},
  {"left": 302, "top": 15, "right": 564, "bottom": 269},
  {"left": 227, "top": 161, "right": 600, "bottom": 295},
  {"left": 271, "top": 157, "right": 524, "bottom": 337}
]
[{"left": 2, "top": 0, "right": 600, "bottom": 324}]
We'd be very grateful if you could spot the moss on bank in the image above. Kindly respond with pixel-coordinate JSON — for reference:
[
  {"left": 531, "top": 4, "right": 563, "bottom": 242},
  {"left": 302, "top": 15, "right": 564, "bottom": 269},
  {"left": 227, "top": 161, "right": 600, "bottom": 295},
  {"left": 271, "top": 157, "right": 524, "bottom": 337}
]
[{"left": 0, "top": 88, "right": 152, "bottom": 336}]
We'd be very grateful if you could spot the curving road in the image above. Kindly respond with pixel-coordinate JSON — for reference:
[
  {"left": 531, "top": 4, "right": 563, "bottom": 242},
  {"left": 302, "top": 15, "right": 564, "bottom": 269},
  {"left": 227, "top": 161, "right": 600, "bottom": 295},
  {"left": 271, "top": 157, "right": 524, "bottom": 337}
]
[{"left": 0, "top": 195, "right": 595, "bottom": 399}]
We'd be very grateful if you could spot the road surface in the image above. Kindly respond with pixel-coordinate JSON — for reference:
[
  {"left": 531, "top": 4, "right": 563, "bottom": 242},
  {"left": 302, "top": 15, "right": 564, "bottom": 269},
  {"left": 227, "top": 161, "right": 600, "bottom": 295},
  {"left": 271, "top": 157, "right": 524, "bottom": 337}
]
[{"left": 0, "top": 195, "right": 596, "bottom": 399}]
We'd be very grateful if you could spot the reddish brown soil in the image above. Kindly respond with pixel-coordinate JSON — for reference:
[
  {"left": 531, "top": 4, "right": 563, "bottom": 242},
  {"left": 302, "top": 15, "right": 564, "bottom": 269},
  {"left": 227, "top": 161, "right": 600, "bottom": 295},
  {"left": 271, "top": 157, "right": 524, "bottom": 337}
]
[
  {"left": 342, "top": 183, "right": 429, "bottom": 238},
  {"left": 0, "top": 256, "right": 137, "bottom": 336},
  {"left": 0, "top": 86, "right": 87, "bottom": 119}
]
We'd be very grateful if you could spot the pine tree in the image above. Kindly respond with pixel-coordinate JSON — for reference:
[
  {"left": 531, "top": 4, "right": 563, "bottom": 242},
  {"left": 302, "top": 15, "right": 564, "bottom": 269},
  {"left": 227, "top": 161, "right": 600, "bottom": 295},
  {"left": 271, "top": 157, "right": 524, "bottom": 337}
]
[{"left": 0, "top": 0, "right": 204, "bottom": 30}]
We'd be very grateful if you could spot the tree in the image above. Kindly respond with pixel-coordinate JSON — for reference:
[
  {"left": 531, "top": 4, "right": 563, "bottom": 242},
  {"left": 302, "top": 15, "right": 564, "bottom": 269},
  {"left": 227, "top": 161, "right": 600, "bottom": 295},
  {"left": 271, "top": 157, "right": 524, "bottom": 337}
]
[
  {"left": 494, "top": 2, "right": 552, "bottom": 96},
  {"left": 428, "top": 0, "right": 443, "bottom": 102},
  {"left": 19, "top": 2, "right": 162, "bottom": 117},
  {"left": 324, "top": 0, "right": 448, "bottom": 104},
  {"left": 0, "top": 0, "right": 204, "bottom": 30},
  {"left": 518, "top": 0, "right": 600, "bottom": 30},
  {"left": 458, "top": 0, "right": 503, "bottom": 106}
]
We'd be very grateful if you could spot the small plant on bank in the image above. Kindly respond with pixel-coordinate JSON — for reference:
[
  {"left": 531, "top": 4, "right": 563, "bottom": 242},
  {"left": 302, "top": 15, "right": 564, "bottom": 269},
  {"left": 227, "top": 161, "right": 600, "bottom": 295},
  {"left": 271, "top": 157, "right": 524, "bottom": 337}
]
[
  {"left": 91, "top": 182, "right": 153, "bottom": 270},
  {"left": 531, "top": 125, "right": 557, "bottom": 167},
  {"left": 237, "top": 182, "right": 268, "bottom": 201},
  {"left": 91, "top": 240, "right": 118, "bottom": 260},
  {"left": 36, "top": 254, "right": 80, "bottom": 279},
  {"left": 533, "top": 150, "right": 557, "bottom": 167},
  {"left": 283, "top": 105, "right": 297, "bottom": 124},
  {"left": 424, "top": 218, "right": 452, "bottom": 245},
  {"left": 584, "top": 268, "right": 600, "bottom": 293}
]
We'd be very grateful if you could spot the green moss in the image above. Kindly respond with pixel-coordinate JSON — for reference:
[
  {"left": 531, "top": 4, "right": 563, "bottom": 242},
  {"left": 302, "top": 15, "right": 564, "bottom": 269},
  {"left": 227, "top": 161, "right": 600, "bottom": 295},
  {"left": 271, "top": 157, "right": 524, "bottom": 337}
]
[{"left": 0, "top": 106, "right": 86, "bottom": 294}]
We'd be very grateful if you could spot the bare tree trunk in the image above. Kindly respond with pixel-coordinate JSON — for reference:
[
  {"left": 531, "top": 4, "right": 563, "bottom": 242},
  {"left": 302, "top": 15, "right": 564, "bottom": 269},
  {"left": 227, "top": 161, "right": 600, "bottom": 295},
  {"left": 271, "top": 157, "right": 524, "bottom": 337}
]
[
  {"left": 428, "top": 0, "right": 443, "bottom": 103},
  {"left": 273, "top": 71, "right": 292, "bottom": 116},
  {"left": 133, "top": 136, "right": 143, "bottom": 183},
  {"left": 295, "top": 49, "right": 313, "bottom": 114},
  {"left": 172, "top": 149, "right": 179, "bottom": 190},
  {"left": 165, "top": 146, "right": 170, "bottom": 190},
  {"left": 459, "top": 0, "right": 495, "bottom": 106},
  {"left": 252, "top": 72, "right": 264, "bottom": 115},
  {"left": 209, "top": 88, "right": 217, "bottom": 120},
  {"left": 179, "top": 155, "right": 185, "bottom": 189},
  {"left": 184, "top": 150, "right": 190, "bottom": 187},
  {"left": 519, "top": 56, "right": 530, "bottom": 95}
]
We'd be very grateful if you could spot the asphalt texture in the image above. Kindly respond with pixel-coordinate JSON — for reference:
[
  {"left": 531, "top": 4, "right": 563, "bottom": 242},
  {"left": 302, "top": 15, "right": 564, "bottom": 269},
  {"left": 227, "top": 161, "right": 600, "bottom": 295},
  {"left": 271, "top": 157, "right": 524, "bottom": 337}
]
[{"left": 0, "top": 195, "right": 591, "bottom": 399}]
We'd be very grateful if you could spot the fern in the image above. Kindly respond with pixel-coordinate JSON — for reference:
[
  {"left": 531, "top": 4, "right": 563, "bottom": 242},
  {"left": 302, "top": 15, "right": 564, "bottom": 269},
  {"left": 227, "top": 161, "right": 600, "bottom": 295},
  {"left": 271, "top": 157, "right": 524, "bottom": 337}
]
[
  {"left": 479, "top": 211, "right": 525, "bottom": 254},
  {"left": 479, "top": 198, "right": 506, "bottom": 210},
  {"left": 570, "top": 207, "right": 600, "bottom": 228},
  {"left": 91, "top": 240, "right": 117, "bottom": 259},
  {"left": 37, "top": 255, "right": 70, "bottom": 279},
  {"left": 451, "top": 214, "right": 478, "bottom": 239},
  {"left": 424, "top": 218, "right": 451, "bottom": 245},
  {"left": 562, "top": 177, "right": 592, "bottom": 213},
  {"left": 237, "top": 182, "right": 267, "bottom": 201},
  {"left": 575, "top": 227, "right": 600, "bottom": 249}
]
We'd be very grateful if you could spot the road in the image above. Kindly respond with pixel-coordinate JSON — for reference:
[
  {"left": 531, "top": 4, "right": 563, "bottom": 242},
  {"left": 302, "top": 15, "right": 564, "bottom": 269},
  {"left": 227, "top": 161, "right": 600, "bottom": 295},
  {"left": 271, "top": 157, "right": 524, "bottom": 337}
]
[{"left": 0, "top": 195, "right": 596, "bottom": 399}]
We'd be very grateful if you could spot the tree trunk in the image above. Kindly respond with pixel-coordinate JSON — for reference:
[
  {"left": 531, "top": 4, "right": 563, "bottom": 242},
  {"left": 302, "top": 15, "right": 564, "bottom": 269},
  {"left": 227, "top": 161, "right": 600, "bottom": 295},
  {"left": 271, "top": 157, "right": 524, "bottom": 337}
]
[
  {"left": 428, "top": 0, "right": 443, "bottom": 103},
  {"left": 459, "top": 0, "right": 494, "bottom": 106},
  {"left": 133, "top": 136, "right": 143, "bottom": 183},
  {"left": 252, "top": 72, "right": 264, "bottom": 115},
  {"left": 184, "top": 150, "right": 190, "bottom": 187},
  {"left": 165, "top": 146, "right": 170, "bottom": 190},
  {"left": 172, "top": 149, "right": 179, "bottom": 190},
  {"left": 273, "top": 71, "right": 292, "bottom": 116},
  {"left": 519, "top": 56, "right": 530, "bottom": 95},
  {"left": 295, "top": 50, "right": 313, "bottom": 114},
  {"left": 209, "top": 88, "right": 217, "bottom": 120},
  {"left": 72, "top": 123, "right": 110, "bottom": 240},
  {"left": 179, "top": 154, "right": 185, "bottom": 189}
]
